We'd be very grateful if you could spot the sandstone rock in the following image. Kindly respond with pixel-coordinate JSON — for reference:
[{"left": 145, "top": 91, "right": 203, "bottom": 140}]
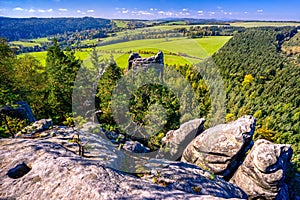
[
  {"left": 105, "top": 130, "right": 119, "bottom": 141},
  {"left": 230, "top": 139, "right": 293, "bottom": 200},
  {"left": 128, "top": 51, "right": 164, "bottom": 71},
  {"left": 17, "top": 119, "right": 53, "bottom": 137},
  {"left": 0, "top": 137, "right": 247, "bottom": 199},
  {"left": 122, "top": 140, "right": 150, "bottom": 153},
  {"left": 181, "top": 115, "right": 256, "bottom": 179},
  {"left": 158, "top": 118, "right": 206, "bottom": 160},
  {"left": 31, "top": 119, "right": 53, "bottom": 131}
]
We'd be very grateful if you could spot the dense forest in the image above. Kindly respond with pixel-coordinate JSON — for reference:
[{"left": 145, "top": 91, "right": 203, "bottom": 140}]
[
  {"left": 0, "top": 17, "right": 112, "bottom": 41},
  {"left": 0, "top": 26, "right": 299, "bottom": 170},
  {"left": 212, "top": 27, "right": 300, "bottom": 168}
]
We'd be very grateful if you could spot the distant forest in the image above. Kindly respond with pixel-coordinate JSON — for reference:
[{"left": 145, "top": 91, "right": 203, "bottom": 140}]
[{"left": 0, "top": 17, "right": 112, "bottom": 41}]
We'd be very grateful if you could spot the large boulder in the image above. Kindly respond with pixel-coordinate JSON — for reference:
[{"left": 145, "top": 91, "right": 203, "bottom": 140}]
[
  {"left": 158, "top": 118, "right": 206, "bottom": 160},
  {"left": 181, "top": 115, "right": 256, "bottom": 179},
  {"left": 230, "top": 139, "right": 293, "bottom": 200},
  {"left": 122, "top": 140, "right": 150, "bottom": 153},
  {"left": 16, "top": 119, "right": 53, "bottom": 138},
  {"left": 0, "top": 136, "right": 247, "bottom": 199}
]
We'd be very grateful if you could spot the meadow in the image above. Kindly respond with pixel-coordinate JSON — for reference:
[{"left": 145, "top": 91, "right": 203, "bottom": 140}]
[
  {"left": 22, "top": 36, "right": 231, "bottom": 69},
  {"left": 230, "top": 21, "right": 300, "bottom": 27},
  {"left": 10, "top": 41, "right": 41, "bottom": 47},
  {"left": 10, "top": 37, "right": 50, "bottom": 47}
]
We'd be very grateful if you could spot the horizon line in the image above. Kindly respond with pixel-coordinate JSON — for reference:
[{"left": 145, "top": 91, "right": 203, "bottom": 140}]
[{"left": 1, "top": 16, "right": 300, "bottom": 23}]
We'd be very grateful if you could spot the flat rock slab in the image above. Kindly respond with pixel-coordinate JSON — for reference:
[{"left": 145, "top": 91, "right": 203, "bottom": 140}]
[{"left": 0, "top": 138, "right": 247, "bottom": 200}]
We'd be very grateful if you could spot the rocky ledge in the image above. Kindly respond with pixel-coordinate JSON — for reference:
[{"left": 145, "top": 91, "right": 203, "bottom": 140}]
[
  {"left": 0, "top": 115, "right": 297, "bottom": 199},
  {"left": 0, "top": 138, "right": 246, "bottom": 200}
]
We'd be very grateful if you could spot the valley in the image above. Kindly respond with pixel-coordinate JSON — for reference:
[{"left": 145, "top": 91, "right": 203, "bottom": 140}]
[{"left": 0, "top": 13, "right": 300, "bottom": 199}]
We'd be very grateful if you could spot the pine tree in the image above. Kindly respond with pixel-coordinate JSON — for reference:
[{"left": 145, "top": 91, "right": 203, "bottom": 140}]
[{"left": 45, "top": 38, "right": 81, "bottom": 123}]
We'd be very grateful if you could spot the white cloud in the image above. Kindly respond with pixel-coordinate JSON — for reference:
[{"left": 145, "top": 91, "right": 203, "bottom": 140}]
[
  {"left": 122, "top": 10, "right": 129, "bottom": 14},
  {"left": 28, "top": 9, "right": 35, "bottom": 12},
  {"left": 150, "top": 8, "right": 154, "bottom": 11},
  {"left": 182, "top": 8, "right": 188, "bottom": 11},
  {"left": 197, "top": 10, "right": 203, "bottom": 14},
  {"left": 157, "top": 11, "right": 174, "bottom": 16},
  {"left": 141, "top": 11, "right": 152, "bottom": 15},
  {"left": 132, "top": 10, "right": 152, "bottom": 15},
  {"left": 179, "top": 11, "right": 190, "bottom": 16},
  {"left": 36, "top": 8, "right": 52, "bottom": 13},
  {"left": 77, "top": 10, "right": 81, "bottom": 13},
  {"left": 165, "top": 12, "right": 173, "bottom": 16},
  {"left": 13, "top": 7, "right": 24, "bottom": 11},
  {"left": 58, "top": 8, "right": 68, "bottom": 12},
  {"left": 208, "top": 11, "right": 215, "bottom": 16},
  {"left": 87, "top": 10, "right": 94, "bottom": 13},
  {"left": 257, "top": 9, "right": 263, "bottom": 13},
  {"left": 244, "top": 11, "right": 248, "bottom": 14},
  {"left": 217, "top": 6, "right": 222, "bottom": 10}
]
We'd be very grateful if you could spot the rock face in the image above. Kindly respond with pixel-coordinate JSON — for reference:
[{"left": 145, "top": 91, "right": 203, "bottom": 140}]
[
  {"left": 127, "top": 51, "right": 164, "bottom": 70},
  {"left": 230, "top": 139, "right": 293, "bottom": 200},
  {"left": 0, "top": 137, "right": 247, "bottom": 199},
  {"left": 122, "top": 140, "right": 150, "bottom": 153},
  {"left": 158, "top": 118, "right": 206, "bottom": 160},
  {"left": 16, "top": 119, "right": 53, "bottom": 137},
  {"left": 181, "top": 115, "right": 256, "bottom": 179}
]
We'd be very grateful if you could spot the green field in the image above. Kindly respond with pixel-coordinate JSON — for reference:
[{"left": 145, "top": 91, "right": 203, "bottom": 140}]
[
  {"left": 21, "top": 51, "right": 48, "bottom": 65},
  {"left": 21, "top": 36, "right": 231, "bottom": 69},
  {"left": 10, "top": 41, "right": 41, "bottom": 47},
  {"left": 31, "top": 37, "right": 50, "bottom": 43},
  {"left": 113, "top": 20, "right": 128, "bottom": 28},
  {"left": 21, "top": 50, "right": 91, "bottom": 66},
  {"left": 80, "top": 39, "right": 99, "bottom": 46},
  {"left": 164, "top": 21, "right": 187, "bottom": 25},
  {"left": 10, "top": 37, "right": 50, "bottom": 47},
  {"left": 230, "top": 22, "right": 300, "bottom": 28},
  {"left": 96, "top": 36, "right": 231, "bottom": 68}
]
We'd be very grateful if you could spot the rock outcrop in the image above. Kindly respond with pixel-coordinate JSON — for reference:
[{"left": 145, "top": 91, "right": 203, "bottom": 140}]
[
  {"left": 127, "top": 51, "right": 164, "bottom": 70},
  {"left": 122, "top": 140, "right": 150, "bottom": 153},
  {"left": 158, "top": 118, "right": 206, "bottom": 160},
  {"left": 0, "top": 115, "right": 296, "bottom": 200},
  {"left": 16, "top": 119, "right": 53, "bottom": 137},
  {"left": 181, "top": 115, "right": 256, "bottom": 179},
  {"left": 0, "top": 138, "right": 247, "bottom": 200},
  {"left": 230, "top": 139, "right": 293, "bottom": 200}
]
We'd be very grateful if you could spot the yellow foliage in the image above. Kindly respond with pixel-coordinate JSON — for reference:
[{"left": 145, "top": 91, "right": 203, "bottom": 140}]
[
  {"left": 225, "top": 113, "right": 235, "bottom": 123},
  {"left": 242, "top": 74, "right": 254, "bottom": 87}
]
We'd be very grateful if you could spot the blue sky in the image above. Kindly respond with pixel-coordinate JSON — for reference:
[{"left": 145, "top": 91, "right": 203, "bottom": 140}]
[{"left": 0, "top": 0, "right": 299, "bottom": 21}]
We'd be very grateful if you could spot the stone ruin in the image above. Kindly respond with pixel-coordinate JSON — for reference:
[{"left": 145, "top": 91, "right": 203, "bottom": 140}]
[
  {"left": 127, "top": 51, "right": 164, "bottom": 70},
  {"left": 127, "top": 51, "right": 164, "bottom": 84}
]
